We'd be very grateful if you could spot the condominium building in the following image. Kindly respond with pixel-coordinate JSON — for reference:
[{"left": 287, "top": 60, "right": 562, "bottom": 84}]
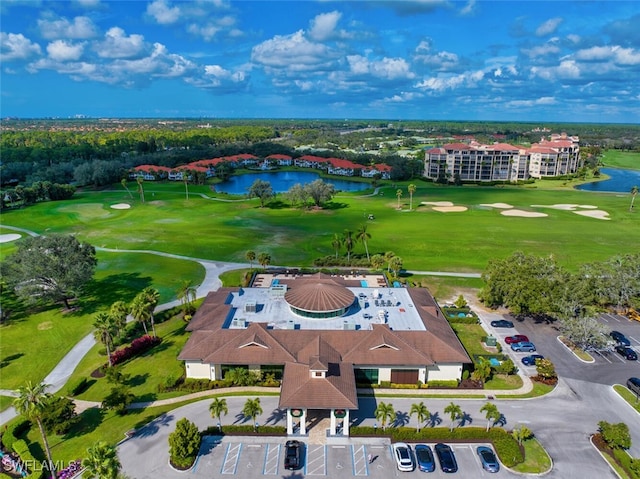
[{"left": 424, "top": 133, "right": 581, "bottom": 182}]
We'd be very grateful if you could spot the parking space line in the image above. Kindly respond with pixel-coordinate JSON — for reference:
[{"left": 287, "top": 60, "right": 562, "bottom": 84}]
[
  {"left": 352, "top": 444, "right": 368, "bottom": 476},
  {"left": 263, "top": 443, "right": 280, "bottom": 475},
  {"left": 306, "top": 444, "right": 326, "bottom": 476},
  {"left": 221, "top": 443, "right": 242, "bottom": 475},
  {"left": 593, "top": 350, "right": 613, "bottom": 363},
  {"left": 629, "top": 336, "right": 640, "bottom": 345}
]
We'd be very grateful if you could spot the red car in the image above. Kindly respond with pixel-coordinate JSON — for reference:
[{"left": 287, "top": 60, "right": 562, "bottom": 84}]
[{"left": 505, "top": 334, "right": 529, "bottom": 344}]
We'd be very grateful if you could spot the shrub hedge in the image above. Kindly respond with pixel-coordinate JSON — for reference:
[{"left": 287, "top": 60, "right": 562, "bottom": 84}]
[
  {"left": 350, "top": 426, "right": 524, "bottom": 467},
  {"left": 1, "top": 419, "right": 31, "bottom": 452},
  {"left": 111, "top": 335, "right": 162, "bottom": 366}
]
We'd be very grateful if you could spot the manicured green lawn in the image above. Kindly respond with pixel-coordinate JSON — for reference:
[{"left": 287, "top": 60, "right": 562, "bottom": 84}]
[
  {"left": 600, "top": 150, "right": 640, "bottom": 170},
  {"left": 450, "top": 322, "right": 494, "bottom": 357},
  {"left": 496, "top": 381, "right": 556, "bottom": 399},
  {"left": 511, "top": 438, "right": 552, "bottom": 474},
  {"left": 60, "top": 313, "right": 192, "bottom": 403},
  {"left": 613, "top": 384, "right": 640, "bottom": 414},
  {"left": 484, "top": 374, "right": 523, "bottom": 390},
  {"left": 2, "top": 178, "right": 638, "bottom": 274},
  {"left": 0, "top": 252, "right": 204, "bottom": 391}
]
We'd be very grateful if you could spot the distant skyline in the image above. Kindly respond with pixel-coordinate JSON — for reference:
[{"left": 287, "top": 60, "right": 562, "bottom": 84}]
[{"left": 1, "top": 1, "right": 639, "bottom": 122}]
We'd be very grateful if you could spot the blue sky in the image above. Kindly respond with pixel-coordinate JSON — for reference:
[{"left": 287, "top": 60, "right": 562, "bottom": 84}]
[{"left": 1, "top": 0, "right": 639, "bottom": 122}]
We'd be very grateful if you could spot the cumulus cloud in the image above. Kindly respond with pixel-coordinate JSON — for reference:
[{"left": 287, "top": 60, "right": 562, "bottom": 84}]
[
  {"left": 46, "top": 40, "right": 84, "bottom": 61},
  {"left": 251, "top": 30, "right": 335, "bottom": 72},
  {"left": 535, "top": 17, "right": 563, "bottom": 37},
  {"left": 38, "top": 15, "right": 97, "bottom": 40},
  {"left": 308, "top": 11, "right": 342, "bottom": 41},
  {"left": 522, "top": 43, "right": 560, "bottom": 58},
  {"left": 415, "top": 69, "right": 485, "bottom": 92},
  {"left": 575, "top": 45, "right": 640, "bottom": 65},
  {"left": 506, "top": 96, "right": 556, "bottom": 107},
  {"left": 0, "top": 32, "right": 41, "bottom": 61},
  {"left": 146, "top": 0, "right": 181, "bottom": 25},
  {"left": 347, "top": 55, "right": 414, "bottom": 80},
  {"left": 530, "top": 60, "right": 580, "bottom": 81},
  {"left": 95, "top": 27, "right": 145, "bottom": 59}
]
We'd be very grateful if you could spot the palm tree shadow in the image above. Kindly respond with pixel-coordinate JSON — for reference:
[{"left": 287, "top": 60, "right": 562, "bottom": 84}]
[
  {"left": 266, "top": 408, "right": 287, "bottom": 425},
  {"left": 428, "top": 412, "right": 443, "bottom": 427},
  {"left": 233, "top": 412, "right": 249, "bottom": 425},
  {"left": 394, "top": 410, "right": 410, "bottom": 427},
  {"left": 459, "top": 412, "right": 473, "bottom": 427},
  {"left": 494, "top": 414, "right": 507, "bottom": 427}
]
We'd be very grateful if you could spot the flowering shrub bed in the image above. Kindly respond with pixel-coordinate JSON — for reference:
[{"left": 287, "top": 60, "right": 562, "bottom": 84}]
[
  {"left": 111, "top": 335, "right": 162, "bottom": 366},
  {"left": 57, "top": 460, "right": 81, "bottom": 479}
]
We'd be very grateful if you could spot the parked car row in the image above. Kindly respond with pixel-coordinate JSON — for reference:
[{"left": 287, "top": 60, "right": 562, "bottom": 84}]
[
  {"left": 610, "top": 331, "right": 637, "bottom": 361},
  {"left": 392, "top": 442, "right": 499, "bottom": 473}
]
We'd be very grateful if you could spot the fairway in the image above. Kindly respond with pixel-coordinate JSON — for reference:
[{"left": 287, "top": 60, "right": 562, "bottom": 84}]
[{"left": 1, "top": 181, "right": 638, "bottom": 273}]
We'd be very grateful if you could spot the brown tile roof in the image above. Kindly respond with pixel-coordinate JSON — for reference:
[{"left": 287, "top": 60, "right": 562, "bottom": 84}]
[{"left": 279, "top": 361, "right": 358, "bottom": 409}]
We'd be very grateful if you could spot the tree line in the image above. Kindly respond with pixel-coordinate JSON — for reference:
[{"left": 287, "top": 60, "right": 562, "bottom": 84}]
[{"left": 480, "top": 251, "right": 640, "bottom": 350}]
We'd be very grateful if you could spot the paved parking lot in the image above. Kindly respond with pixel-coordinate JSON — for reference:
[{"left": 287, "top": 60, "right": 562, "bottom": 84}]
[{"left": 188, "top": 438, "right": 522, "bottom": 478}]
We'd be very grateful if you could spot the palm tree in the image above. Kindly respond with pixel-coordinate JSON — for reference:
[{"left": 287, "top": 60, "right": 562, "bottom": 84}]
[
  {"left": 471, "top": 358, "right": 492, "bottom": 383},
  {"left": 257, "top": 252, "right": 271, "bottom": 269},
  {"left": 444, "top": 402, "right": 462, "bottom": 431},
  {"left": 93, "top": 312, "right": 117, "bottom": 367},
  {"left": 209, "top": 398, "right": 228, "bottom": 431},
  {"left": 396, "top": 189, "right": 403, "bottom": 209},
  {"left": 409, "top": 401, "right": 430, "bottom": 432},
  {"left": 141, "top": 287, "right": 160, "bottom": 336},
  {"left": 630, "top": 185, "right": 638, "bottom": 211},
  {"left": 356, "top": 224, "right": 371, "bottom": 261},
  {"left": 389, "top": 256, "right": 403, "bottom": 278},
  {"left": 331, "top": 234, "right": 342, "bottom": 259},
  {"left": 181, "top": 169, "right": 190, "bottom": 200},
  {"left": 129, "top": 295, "right": 150, "bottom": 335},
  {"left": 243, "top": 398, "right": 263, "bottom": 432},
  {"left": 81, "top": 441, "right": 121, "bottom": 479},
  {"left": 384, "top": 251, "right": 395, "bottom": 273},
  {"left": 13, "top": 381, "right": 56, "bottom": 479},
  {"left": 374, "top": 401, "right": 396, "bottom": 431},
  {"left": 245, "top": 250, "right": 256, "bottom": 271},
  {"left": 136, "top": 176, "right": 145, "bottom": 203},
  {"left": 408, "top": 184, "right": 416, "bottom": 211},
  {"left": 109, "top": 301, "right": 128, "bottom": 338},
  {"left": 120, "top": 178, "right": 133, "bottom": 199},
  {"left": 512, "top": 424, "right": 532, "bottom": 446},
  {"left": 370, "top": 254, "right": 385, "bottom": 271},
  {"left": 177, "top": 280, "right": 197, "bottom": 315},
  {"left": 343, "top": 229, "right": 354, "bottom": 263},
  {"left": 480, "top": 402, "right": 501, "bottom": 431}
]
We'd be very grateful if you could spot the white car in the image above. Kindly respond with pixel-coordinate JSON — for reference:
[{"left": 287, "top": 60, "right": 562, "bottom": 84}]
[{"left": 392, "top": 442, "right": 414, "bottom": 472}]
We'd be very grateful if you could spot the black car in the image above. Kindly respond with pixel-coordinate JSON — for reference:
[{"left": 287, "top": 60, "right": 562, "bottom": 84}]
[
  {"left": 434, "top": 443, "right": 458, "bottom": 473},
  {"left": 491, "top": 319, "right": 514, "bottom": 328},
  {"left": 521, "top": 354, "right": 544, "bottom": 366},
  {"left": 616, "top": 345, "right": 638, "bottom": 361},
  {"left": 284, "top": 440, "right": 302, "bottom": 470},
  {"left": 611, "top": 330, "right": 631, "bottom": 346}
]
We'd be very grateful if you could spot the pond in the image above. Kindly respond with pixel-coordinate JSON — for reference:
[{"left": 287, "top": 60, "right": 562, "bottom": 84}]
[
  {"left": 213, "top": 171, "right": 371, "bottom": 194},
  {"left": 576, "top": 168, "right": 640, "bottom": 193}
]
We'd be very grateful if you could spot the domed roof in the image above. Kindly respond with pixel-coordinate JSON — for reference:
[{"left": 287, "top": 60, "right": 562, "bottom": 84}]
[{"left": 285, "top": 281, "right": 355, "bottom": 313}]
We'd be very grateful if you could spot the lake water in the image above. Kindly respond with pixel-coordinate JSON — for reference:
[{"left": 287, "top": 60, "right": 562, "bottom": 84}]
[
  {"left": 213, "top": 171, "right": 370, "bottom": 194},
  {"left": 576, "top": 168, "right": 640, "bottom": 193}
]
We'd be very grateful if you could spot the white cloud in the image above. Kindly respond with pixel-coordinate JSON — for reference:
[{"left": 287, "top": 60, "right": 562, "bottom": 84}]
[
  {"left": 309, "top": 11, "right": 341, "bottom": 41},
  {"left": 535, "top": 17, "right": 563, "bottom": 37},
  {"left": 530, "top": 60, "right": 580, "bottom": 80},
  {"left": 96, "top": 27, "right": 145, "bottom": 59},
  {"left": 459, "top": 0, "right": 476, "bottom": 16},
  {"left": 415, "top": 69, "right": 485, "bottom": 92},
  {"left": 346, "top": 55, "right": 414, "bottom": 80},
  {"left": 251, "top": 30, "right": 334, "bottom": 72},
  {"left": 38, "top": 15, "right": 97, "bottom": 40},
  {"left": 414, "top": 40, "right": 459, "bottom": 70},
  {"left": 522, "top": 43, "right": 560, "bottom": 58},
  {"left": 0, "top": 32, "right": 41, "bottom": 61},
  {"left": 507, "top": 96, "right": 557, "bottom": 107},
  {"left": 46, "top": 40, "right": 84, "bottom": 61},
  {"left": 575, "top": 45, "right": 640, "bottom": 65},
  {"left": 146, "top": 0, "right": 181, "bottom": 25}
]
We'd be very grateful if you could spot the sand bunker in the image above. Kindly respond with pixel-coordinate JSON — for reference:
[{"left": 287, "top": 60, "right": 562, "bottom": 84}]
[
  {"left": 0, "top": 233, "right": 21, "bottom": 243},
  {"left": 531, "top": 204, "right": 598, "bottom": 211},
  {"left": 573, "top": 210, "right": 610, "bottom": 220},
  {"left": 433, "top": 206, "right": 469, "bottom": 212},
  {"left": 501, "top": 209, "right": 548, "bottom": 218},
  {"left": 422, "top": 201, "right": 454, "bottom": 207},
  {"left": 110, "top": 203, "right": 131, "bottom": 210},
  {"left": 480, "top": 203, "right": 513, "bottom": 209}
]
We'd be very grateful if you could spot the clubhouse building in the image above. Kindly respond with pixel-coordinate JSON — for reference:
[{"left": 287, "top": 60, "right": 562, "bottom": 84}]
[{"left": 178, "top": 272, "right": 470, "bottom": 437}]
